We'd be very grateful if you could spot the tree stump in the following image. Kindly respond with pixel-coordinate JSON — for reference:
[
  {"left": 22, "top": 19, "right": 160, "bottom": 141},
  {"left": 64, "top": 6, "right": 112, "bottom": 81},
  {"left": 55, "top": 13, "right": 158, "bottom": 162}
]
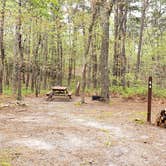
[{"left": 75, "top": 81, "right": 80, "bottom": 96}]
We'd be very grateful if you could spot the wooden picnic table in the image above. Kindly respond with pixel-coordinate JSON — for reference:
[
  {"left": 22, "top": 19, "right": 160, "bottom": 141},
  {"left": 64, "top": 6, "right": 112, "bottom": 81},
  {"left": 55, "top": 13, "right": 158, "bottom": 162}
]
[
  {"left": 46, "top": 86, "right": 72, "bottom": 100},
  {"left": 52, "top": 86, "right": 67, "bottom": 91}
]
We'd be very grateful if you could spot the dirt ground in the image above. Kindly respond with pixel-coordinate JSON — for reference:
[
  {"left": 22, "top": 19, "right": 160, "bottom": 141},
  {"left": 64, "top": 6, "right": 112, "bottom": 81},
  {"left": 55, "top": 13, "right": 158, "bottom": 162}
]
[{"left": 0, "top": 96, "right": 165, "bottom": 166}]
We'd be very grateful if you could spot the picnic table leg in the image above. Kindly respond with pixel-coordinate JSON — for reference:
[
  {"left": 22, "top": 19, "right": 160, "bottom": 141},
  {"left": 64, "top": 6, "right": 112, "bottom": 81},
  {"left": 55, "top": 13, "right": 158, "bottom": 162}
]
[
  {"left": 47, "top": 91, "right": 54, "bottom": 101},
  {"left": 66, "top": 90, "right": 72, "bottom": 99}
]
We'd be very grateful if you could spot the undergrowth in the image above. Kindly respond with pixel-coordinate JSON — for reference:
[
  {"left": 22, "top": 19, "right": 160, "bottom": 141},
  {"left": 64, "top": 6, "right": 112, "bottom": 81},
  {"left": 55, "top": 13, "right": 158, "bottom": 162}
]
[
  {"left": 110, "top": 86, "right": 166, "bottom": 99},
  {"left": 2, "top": 84, "right": 166, "bottom": 99}
]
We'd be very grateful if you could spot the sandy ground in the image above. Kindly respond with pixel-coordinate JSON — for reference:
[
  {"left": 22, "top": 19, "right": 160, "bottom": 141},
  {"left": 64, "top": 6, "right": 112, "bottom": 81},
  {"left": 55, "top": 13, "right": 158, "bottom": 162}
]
[{"left": 0, "top": 96, "right": 165, "bottom": 166}]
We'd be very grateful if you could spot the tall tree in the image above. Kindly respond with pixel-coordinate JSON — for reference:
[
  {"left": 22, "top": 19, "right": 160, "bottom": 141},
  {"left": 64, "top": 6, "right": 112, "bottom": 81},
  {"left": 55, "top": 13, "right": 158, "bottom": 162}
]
[
  {"left": 67, "top": 3, "right": 78, "bottom": 86},
  {"left": 0, "top": 0, "right": 6, "bottom": 94},
  {"left": 113, "top": 0, "right": 128, "bottom": 87},
  {"left": 99, "top": 0, "right": 113, "bottom": 101},
  {"left": 15, "top": 0, "right": 23, "bottom": 100},
  {"left": 136, "top": 0, "right": 149, "bottom": 79},
  {"left": 91, "top": 32, "right": 98, "bottom": 88},
  {"left": 80, "top": 0, "right": 99, "bottom": 103}
]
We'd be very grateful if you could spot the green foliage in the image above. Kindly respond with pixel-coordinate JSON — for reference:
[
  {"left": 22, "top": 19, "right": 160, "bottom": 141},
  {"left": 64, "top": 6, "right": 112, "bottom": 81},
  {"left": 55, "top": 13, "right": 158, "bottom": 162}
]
[
  {"left": 3, "top": 86, "right": 47, "bottom": 96},
  {"left": 110, "top": 86, "right": 166, "bottom": 99},
  {"left": 3, "top": 83, "right": 166, "bottom": 99},
  {"left": 3, "top": 87, "right": 31, "bottom": 96},
  {"left": 28, "top": 0, "right": 60, "bottom": 17},
  {"left": 1, "top": 0, "right": 166, "bottom": 100},
  {"left": 153, "top": 87, "right": 166, "bottom": 98}
]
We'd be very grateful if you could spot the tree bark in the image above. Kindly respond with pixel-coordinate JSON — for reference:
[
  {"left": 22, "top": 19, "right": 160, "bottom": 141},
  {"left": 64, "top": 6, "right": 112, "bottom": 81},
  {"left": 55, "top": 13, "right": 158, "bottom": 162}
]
[
  {"left": 14, "top": 0, "right": 23, "bottom": 100},
  {"left": 136, "top": 0, "right": 149, "bottom": 79},
  {"left": 92, "top": 33, "right": 98, "bottom": 89},
  {"left": 17, "top": 0, "right": 23, "bottom": 100},
  {"left": 80, "top": 2, "right": 99, "bottom": 103},
  {"left": 33, "top": 32, "right": 42, "bottom": 97},
  {"left": 99, "top": 1, "right": 113, "bottom": 102},
  {"left": 56, "top": 32, "right": 63, "bottom": 86},
  {"left": 113, "top": 0, "right": 127, "bottom": 87},
  {"left": 25, "top": 22, "right": 31, "bottom": 90},
  {"left": 68, "top": 6, "right": 78, "bottom": 86},
  {"left": 42, "top": 34, "right": 48, "bottom": 89},
  {"left": 0, "top": 0, "right": 6, "bottom": 94}
]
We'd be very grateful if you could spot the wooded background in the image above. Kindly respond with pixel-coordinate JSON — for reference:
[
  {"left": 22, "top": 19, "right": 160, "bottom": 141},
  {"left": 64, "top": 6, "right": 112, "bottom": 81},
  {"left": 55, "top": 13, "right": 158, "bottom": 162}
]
[{"left": 0, "top": 0, "right": 165, "bottom": 101}]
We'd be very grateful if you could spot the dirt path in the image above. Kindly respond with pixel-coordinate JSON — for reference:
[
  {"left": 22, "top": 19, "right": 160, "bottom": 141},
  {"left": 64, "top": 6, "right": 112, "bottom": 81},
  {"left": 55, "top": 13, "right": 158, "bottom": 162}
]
[{"left": 0, "top": 97, "right": 165, "bottom": 166}]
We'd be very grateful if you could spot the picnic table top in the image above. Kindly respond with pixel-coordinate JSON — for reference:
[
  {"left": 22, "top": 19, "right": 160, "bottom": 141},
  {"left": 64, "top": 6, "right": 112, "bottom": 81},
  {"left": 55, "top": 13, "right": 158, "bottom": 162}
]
[{"left": 52, "top": 86, "right": 68, "bottom": 91}]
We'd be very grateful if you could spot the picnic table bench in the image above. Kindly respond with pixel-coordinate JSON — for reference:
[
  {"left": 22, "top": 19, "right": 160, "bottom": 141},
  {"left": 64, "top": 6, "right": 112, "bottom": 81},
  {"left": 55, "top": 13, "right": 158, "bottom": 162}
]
[{"left": 46, "top": 86, "right": 72, "bottom": 100}]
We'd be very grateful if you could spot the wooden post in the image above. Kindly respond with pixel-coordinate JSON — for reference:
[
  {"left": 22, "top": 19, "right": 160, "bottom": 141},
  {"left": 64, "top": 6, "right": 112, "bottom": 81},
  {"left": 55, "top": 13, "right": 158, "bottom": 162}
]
[{"left": 147, "top": 76, "right": 152, "bottom": 123}]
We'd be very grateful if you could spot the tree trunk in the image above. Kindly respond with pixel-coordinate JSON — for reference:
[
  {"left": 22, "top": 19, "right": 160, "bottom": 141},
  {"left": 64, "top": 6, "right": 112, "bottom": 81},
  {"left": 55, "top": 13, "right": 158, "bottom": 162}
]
[
  {"left": 26, "top": 23, "right": 31, "bottom": 90},
  {"left": 14, "top": 0, "right": 23, "bottom": 101},
  {"left": 56, "top": 32, "right": 63, "bottom": 86},
  {"left": 121, "top": 1, "right": 127, "bottom": 88},
  {"left": 136, "top": 0, "right": 149, "bottom": 79},
  {"left": 113, "top": 0, "right": 127, "bottom": 87},
  {"left": 43, "top": 34, "right": 48, "bottom": 89},
  {"left": 34, "top": 33, "right": 42, "bottom": 97},
  {"left": 68, "top": 26, "right": 77, "bottom": 86},
  {"left": 92, "top": 33, "right": 98, "bottom": 88},
  {"left": 80, "top": 2, "right": 98, "bottom": 103},
  {"left": 112, "top": 1, "right": 119, "bottom": 85},
  {"left": 0, "top": 0, "right": 6, "bottom": 94},
  {"left": 99, "top": 1, "right": 113, "bottom": 102}
]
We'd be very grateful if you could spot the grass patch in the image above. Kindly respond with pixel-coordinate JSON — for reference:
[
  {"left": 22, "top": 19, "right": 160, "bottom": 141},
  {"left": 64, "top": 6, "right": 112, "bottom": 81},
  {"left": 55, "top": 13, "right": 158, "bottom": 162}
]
[
  {"left": 0, "top": 150, "right": 11, "bottom": 166},
  {"left": 104, "top": 141, "right": 112, "bottom": 147},
  {"left": 101, "top": 130, "right": 114, "bottom": 147},
  {"left": 3, "top": 87, "right": 32, "bottom": 96},
  {"left": 111, "top": 86, "right": 147, "bottom": 97},
  {"left": 131, "top": 111, "right": 146, "bottom": 125},
  {"left": 74, "top": 102, "right": 82, "bottom": 106},
  {"left": 2, "top": 84, "right": 166, "bottom": 99},
  {"left": 3, "top": 86, "right": 49, "bottom": 97},
  {"left": 101, "top": 129, "right": 109, "bottom": 133},
  {"left": 0, "top": 162, "right": 11, "bottom": 166},
  {"left": 110, "top": 85, "right": 166, "bottom": 99},
  {"left": 134, "top": 118, "right": 145, "bottom": 125}
]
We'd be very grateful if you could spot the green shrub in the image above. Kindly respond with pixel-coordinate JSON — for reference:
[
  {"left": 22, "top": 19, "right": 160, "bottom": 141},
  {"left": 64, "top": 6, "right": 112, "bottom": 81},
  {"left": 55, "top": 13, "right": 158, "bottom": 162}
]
[{"left": 110, "top": 85, "right": 166, "bottom": 98}]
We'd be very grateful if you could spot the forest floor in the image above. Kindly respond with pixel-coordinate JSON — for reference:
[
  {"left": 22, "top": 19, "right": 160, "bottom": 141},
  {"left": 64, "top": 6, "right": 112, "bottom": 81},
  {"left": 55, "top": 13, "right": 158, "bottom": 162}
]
[{"left": 0, "top": 96, "right": 165, "bottom": 166}]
